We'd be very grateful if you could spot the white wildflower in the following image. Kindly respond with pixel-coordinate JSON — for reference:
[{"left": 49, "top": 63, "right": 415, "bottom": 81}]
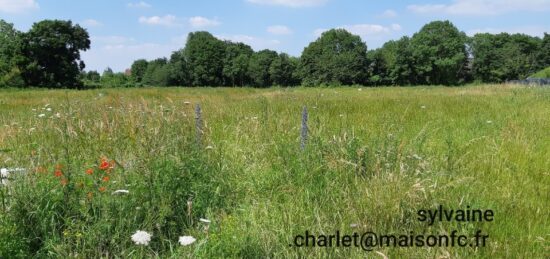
[
  {"left": 184, "top": 101, "right": 191, "bottom": 105},
  {"left": 421, "top": 106, "right": 426, "bottom": 109},
  {"left": 350, "top": 223, "right": 358, "bottom": 228},
  {"left": 205, "top": 146, "right": 214, "bottom": 150},
  {"left": 55, "top": 113, "right": 61, "bottom": 118},
  {"left": 178, "top": 236, "right": 196, "bottom": 246},
  {"left": 46, "top": 108, "right": 52, "bottom": 112},
  {"left": 199, "top": 218, "right": 211, "bottom": 224},
  {"left": 32, "top": 108, "right": 36, "bottom": 111},
  {"left": 486, "top": 120, "right": 493, "bottom": 124},
  {"left": 358, "top": 88, "right": 362, "bottom": 91},
  {"left": 412, "top": 154, "right": 422, "bottom": 160},
  {"left": 339, "top": 114, "right": 344, "bottom": 117},
  {"left": 1, "top": 168, "right": 8, "bottom": 178},
  {"left": 131, "top": 230, "right": 152, "bottom": 246},
  {"left": 38, "top": 114, "right": 46, "bottom": 118},
  {"left": 112, "top": 190, "right": 130, "bottom": 195}
]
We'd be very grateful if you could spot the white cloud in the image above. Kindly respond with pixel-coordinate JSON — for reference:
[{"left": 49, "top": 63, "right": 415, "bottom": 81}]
[
  {"left": 82, "top": 19, "right": 102, "bottom": 27},
  {"left": 466, "top": 26, "right": 550, "bottom": 37},
  {"left": 188, "top": 16, "right": 221, "bottom": 28},
  {"left": 315, "top": 23, "right": 402, "bottom": 38},
  {"left": 0, "top": 0, "right": 38, "bottom": 13},
  {"left": 127, "top": 1, "right": 151, "bottom": 8},
  {"left": 216, "top": 34, "right": 281, "bottom": 50},
  {"left": 139, "top": 15, "right": 180, "bottom": 27},
  {"left": 379, "top": 9, "right": 397, "bottom": 18},
  {"left": 267, "top": 25, "right": 292, "bottom": 35},
  {"left": 408, "top": 0, "right": 550, "bottom": 15},
  {"left": 246, "top": 0, "right": 327, "bottom": 8}
]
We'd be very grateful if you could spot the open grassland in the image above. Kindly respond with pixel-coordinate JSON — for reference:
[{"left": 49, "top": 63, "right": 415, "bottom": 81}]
[{"left": 0, "top": 85, "right": 549, "bottom": 258}]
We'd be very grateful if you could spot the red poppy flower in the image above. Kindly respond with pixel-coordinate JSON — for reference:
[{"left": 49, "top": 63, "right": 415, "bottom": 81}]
[
  {"left": 102, "top": 176, "right": 110, "bottom": 182},
  {"left": 99, "top": 160, "right": 110, "bottom": 170},
  {"left": 86, "top": 168, "right": 93, "bottom": 175},
  {"left": 99, "top": 186, "right": 106, "bottom": 192},
  {"left": 54, "top": 170, "right": 63, "bottom": 177}
]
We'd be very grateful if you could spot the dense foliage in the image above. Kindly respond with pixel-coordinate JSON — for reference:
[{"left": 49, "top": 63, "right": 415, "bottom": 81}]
[{"left": 1, "top": 19, "right": 549, "bottom": 88}]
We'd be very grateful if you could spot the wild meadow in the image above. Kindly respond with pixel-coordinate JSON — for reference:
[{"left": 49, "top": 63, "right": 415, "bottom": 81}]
[{"left": 0, "top": 84, "right": 549, "bottom": 258}]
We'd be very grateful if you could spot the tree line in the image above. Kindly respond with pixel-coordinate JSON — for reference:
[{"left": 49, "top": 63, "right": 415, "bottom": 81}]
[{"left": 1, "top": 19, "right": 549, "bottom": 88}]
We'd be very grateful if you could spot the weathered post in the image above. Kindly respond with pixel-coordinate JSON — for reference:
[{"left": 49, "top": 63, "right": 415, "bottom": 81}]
[
  {"left": 195, "top": 104, "right": 203, "bottom": 145},
  {"left": 301, "top": 106, "right": 308, "bottom": 150}
]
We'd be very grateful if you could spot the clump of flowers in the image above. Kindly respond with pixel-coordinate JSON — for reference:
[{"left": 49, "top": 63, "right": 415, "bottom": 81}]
[
  {"left": 131, "top": 230, "right": 152, "bottom": 246},
  {"left": 84, "top": 156, "right": 117, "bottom": 198}
]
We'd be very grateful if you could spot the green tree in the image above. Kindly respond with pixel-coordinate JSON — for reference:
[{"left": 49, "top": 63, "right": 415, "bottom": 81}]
[
  {"left": 367, "top": 40, "right": 399, "bottom": 85},
  {"left": 130, "top": 59, "right": 149, "bottom": 83},
  {"left": 269, "top": 53, "right": 299, "bottom": 86},
  {"left": 222, "top": 41, "right": 253, "bottom": 86},
  {"left": 0, "top": 20, "right": 24, "bottom": 87},
  {"left": 168, "top": 50, "right": 190, "bottom": 86},
  {"left": 101, "top": 68, "right": 130, "bottom": 88},
  {"left": 389, "top": 36, "right": 416, "bottom": 85},
  {"left": 537, "top": 33, "right": 550, "bottom": 69},
  {"left": 184, "top": 31, "right": 225, "bottom": 86},
  {"left": 20, "top": 20, "right": 90, "bottom": 88},
  {"left": 471, "top": 33, "right": 542, "bottom": 82},
  {"left": 300, "top": 29, "right": 368, "bottom": 86},
  {"left": 248, "top": 49, "right": 278, "bottom": 87},
  {"left": 142, "top": 58, "right": 171, "bottom": 86},
  {"left": 410, "top": 20, "right": 468, "bottom": 85}
]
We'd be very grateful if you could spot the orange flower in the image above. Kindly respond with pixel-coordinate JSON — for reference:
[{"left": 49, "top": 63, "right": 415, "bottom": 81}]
[
  {"left": 99, "top": 160, "right": 110, "bottom": 170},
  {"left": 102, "top": 176, "right": 110, "bottom": 182},
  {"left": 98, "top": 186, "right": 106, "bottom": 192},
  {"left": 86, "top": 168, "right": 93, "bottom": 175},
  {"left": 60, "top": 178, "right": 68, "bottom": 186},
  {"left": 54, "top": 170, "right": 63, "bottom": 177}
]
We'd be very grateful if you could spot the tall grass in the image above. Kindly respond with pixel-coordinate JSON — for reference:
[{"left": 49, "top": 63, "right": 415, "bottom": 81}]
[{"left": 0, "top": 85, "right": 548, "bottom": 258}]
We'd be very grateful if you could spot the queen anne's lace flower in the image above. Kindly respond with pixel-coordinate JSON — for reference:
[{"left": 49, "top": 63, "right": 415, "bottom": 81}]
[
  {"left": 179, "top": 236, "right": 196, "bottom": 246},
  {"left": 131, "top": 230, "right": 152, "bottom": 246}
]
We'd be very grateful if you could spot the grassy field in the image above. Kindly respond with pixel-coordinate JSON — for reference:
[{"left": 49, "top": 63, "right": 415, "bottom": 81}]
[{"left": 0, "top": 85, "right": 549, "bottom": 258}]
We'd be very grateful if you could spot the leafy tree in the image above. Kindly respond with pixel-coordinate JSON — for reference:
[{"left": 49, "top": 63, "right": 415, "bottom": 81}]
[
  {"left": 130, "top": 59, "right": 148, "bottom": 83},
  {"left": 101, "top": 68, "right": 131, "bottom": 88},
  {"left": 269, "top": 53, "right": 299, "bottom": 86},
  {"left": 184, "top": 31, "right": 225, "bottom": 86},
  {"left": 471, "top": 33, "right": 542, "bottom": 82},
  {"left": 248, "top": 49, "right": 278, "bottom": 87},
  {"left": 20, "top": 20, "right": 90, "bottom": 88},
  {"left": 410, "top": 20, "right": 468, "bottom": 85},
  {"left": 0, "top": 20, "right": 24, "bottom": 87},
  {"left": 222, "top": 41, "right": 253, "bottom": 86},
  {"left": 142, "top": 58, "right": 171, "bottom": 86},
  {"left": 367, "top": 40, "right": 399, "bottom": 85},
  {"left": 300, "top": 29, "right": 368, "bottom": 86},
  {"left": 535, "top": 33, "right": 550, "bottom": 72},
  {"left": 390, "top": 36, "right": 417, "bottom": 85},
  {"left": 168, "top": 50, "right": 190, "bottom": 86}
]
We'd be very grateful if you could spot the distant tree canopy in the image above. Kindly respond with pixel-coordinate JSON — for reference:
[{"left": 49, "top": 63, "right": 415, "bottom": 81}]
[
  {"left": 1, "top": 18, "right": 549, "bottom": 88},
  {"left": 300, "top": 29, "right": 368, "bottom": 86},
  {"left": 471, "top": 33, "right": 546, "bottom": 82}
]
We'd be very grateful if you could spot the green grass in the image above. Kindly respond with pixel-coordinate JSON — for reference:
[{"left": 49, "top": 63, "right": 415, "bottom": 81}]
[
  {"left": 531, "top": 66, "right": 550, "bottom": 78},
  {"left": 0, "top": 85, "right": 549, "bottom": 258}
]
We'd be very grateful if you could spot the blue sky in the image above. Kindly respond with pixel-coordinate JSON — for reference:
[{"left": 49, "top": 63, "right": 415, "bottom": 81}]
[{"left": 1, "top": 0, "right": 549, "bottom": 72}]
